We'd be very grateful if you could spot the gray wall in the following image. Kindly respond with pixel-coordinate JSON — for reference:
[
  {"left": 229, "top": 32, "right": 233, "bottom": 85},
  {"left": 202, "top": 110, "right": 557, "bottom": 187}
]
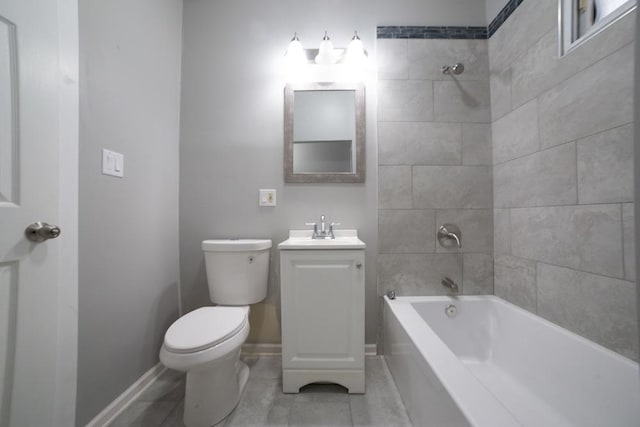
[
  {"left": 179, "top": 0, "right": 487, "bottom": 346},
  {"left": 490, "top": 0, "right": 637, "bottom": 359},
  {"left": 376, "top": 37, "right": 493, "bottom": 348},
  {"left": 485, "top": 0, "right": 509, "bottom": 24},
  {"left": 636, "top": 0, "right": 640, "bottom": 357},
  {"left": 77, "top": 0, "right": 183, "bottom": 424}
]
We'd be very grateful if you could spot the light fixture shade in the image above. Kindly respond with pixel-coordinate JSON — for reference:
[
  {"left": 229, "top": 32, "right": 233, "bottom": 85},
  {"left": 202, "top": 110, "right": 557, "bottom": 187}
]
[
  {"left": 285, "top": 33, "right": 306, "bottom": 65},
  {"left": 314, "top": 31, "right": 336, "bottom": 65},
  {"left": 345, "top": 31, "right": 367, "bottom": 65}
]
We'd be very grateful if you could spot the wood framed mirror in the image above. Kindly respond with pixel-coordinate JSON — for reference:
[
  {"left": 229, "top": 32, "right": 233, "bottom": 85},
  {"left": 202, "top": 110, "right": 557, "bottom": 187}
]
[{"left": 284, "top": 82, "right": 365, "bottom": 183}]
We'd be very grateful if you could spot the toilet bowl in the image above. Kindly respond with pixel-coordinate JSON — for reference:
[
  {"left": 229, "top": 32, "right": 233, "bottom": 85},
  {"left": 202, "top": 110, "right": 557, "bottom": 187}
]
[
  {"left": 159, "top": 239, "right": 271, "bottom": 427},
  {"left": 160, "top": 306, "right": 250, "bottom": 427}
]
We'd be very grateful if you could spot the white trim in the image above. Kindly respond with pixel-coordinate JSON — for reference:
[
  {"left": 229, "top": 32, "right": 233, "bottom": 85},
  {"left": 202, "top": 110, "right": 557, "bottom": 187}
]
[
  {"left": 241, "top": 343, "right": 378, "bottom": 356},
  {"left": 365, "top": 344, "right": 378, "bottom": 356},
  {"left": 85, "top": 363, "right": 166, "bottom": 427},
  {"left": 54, "top": 0, "right": 79, "bottom": 425}
]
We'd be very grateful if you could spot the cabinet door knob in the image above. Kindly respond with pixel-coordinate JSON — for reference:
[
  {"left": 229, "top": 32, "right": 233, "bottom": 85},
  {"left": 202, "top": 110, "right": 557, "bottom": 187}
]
[{"left": 356, "top": 263, "right": 362, "bottom": 269}]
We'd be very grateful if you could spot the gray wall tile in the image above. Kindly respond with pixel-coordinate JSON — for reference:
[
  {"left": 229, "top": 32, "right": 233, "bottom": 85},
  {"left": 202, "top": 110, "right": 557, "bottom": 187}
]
[
  {"left": 494, "top": 154, "right": 538, "bottom": 208},
  {"left": 492, "top": 99, "right": 538, "bottom": 165},
  {"left": 433, "top": 80, "right": 491, "bottom": 123},
  {"left": 379, "top": 209, "right": 435, "bottom": 253},
  {"left": 435, "top": 209, "right": 493, "bottom": 253},
  {"left": 622, "top": 203, "right": 635, "bottom": 281},
  {"left": 377, "top": 39, "right": 409, "bottom": 80},
  {"left": 462, "top": 123, "right": 492, "bottom": 166},
  {"left": 413, "top": 166, "right": 492, "bottom": 209},
  {"left": 494, "top": 255, "right": 537, "bottom": 313},
  {"left": 377, "top": 253, "right": 462, "bottom": 296},
  {"left": 463, "top": 253, "right": 494, "bottom": 295},
  {"left": 488, "top": 0, "right": 557, "bottom": 73},
  {"left": 378, "top": 80, "right": 434, "bottom": 122},
  {"left": 577, "top": 124, "right": 634, "bottom": 204},
  {"left": 490, "top": 67, "right": 512, "bottom": 121},
  {"left": 379, "top": 166, "right": 412, "bottom": 209},
  {"left": 510, "top": 11, "right": 635, "bottom": 109},
  {"left": 511, "top": 205, "right": 623, "bottom": 278},
  {"left": 537, "top": 263, "right": 638, "bottom": 360},
  {"left": 537, "top": 142, "right": 577, "bottom": 206},
  {"left": 409, "top": 39, "right": 489, "bottom": 81},
  {"left": 494, "top": 209, "right": 511, "bottom": 255},
  {"left": 378, "top": 122, "right": 461, "bottom": 165},
  {"left": 538, "top": 44, "right": 634, "bottom": 149},
  {"left": 495, "top": 143, "right": 577, "bottom": 208}
]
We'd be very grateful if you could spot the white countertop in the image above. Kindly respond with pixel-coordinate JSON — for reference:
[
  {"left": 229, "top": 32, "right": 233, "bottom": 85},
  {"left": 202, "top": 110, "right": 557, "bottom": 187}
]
[{"left": 278, "top": 229, "right": 366, "bottom": 250}]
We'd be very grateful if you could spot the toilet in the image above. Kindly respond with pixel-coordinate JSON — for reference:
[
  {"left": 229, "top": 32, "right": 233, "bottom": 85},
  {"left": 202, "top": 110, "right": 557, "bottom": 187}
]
[{"left": 159, "top": 239, "right": 272, "bottom": 427}]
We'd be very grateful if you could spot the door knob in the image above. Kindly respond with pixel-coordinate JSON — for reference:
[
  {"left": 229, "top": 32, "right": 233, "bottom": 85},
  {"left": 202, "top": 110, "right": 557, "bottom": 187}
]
[{"left": 25, "top": 221, "right": 61, "bottom": 242}]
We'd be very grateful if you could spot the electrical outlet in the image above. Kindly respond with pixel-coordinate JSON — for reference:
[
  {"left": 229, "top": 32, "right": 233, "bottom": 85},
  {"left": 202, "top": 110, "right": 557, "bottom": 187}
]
[{"left": 259, "top": 189, "right": 276, "bottom": 206}]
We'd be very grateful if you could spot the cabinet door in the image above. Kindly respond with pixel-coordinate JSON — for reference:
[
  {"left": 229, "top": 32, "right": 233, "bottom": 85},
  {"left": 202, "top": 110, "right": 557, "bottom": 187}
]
[{"left": 281, "top": 250, "right": 364, "bottom": 370}]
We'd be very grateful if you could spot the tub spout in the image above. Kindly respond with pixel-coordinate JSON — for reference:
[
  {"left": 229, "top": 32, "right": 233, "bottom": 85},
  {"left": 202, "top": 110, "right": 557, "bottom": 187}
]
[{"left": 441, "top": 276, "right": 459, "bottom": 293}]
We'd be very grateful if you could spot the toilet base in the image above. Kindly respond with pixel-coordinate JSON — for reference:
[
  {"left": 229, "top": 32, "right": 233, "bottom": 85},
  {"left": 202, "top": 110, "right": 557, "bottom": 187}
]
[{"left": 183, "top": 350, "right": 249, "bottom": 427}]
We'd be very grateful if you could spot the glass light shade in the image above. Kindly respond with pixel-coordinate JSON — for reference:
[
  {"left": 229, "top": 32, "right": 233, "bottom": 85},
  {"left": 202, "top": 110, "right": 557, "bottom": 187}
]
[
  {"left": 314, "top": 32, "right": 336, "bottom": 65},
  {"left": 345, "top": 32, "right": 367, "bottom": 65},
  {"left": 285, "top": 34, "right": 306, "bottom": 65}
]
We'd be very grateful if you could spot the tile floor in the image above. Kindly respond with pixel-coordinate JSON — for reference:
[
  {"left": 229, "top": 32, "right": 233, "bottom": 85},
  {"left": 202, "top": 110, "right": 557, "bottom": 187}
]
[{"left": 109, "top": 356, "right": 412, "bottom": 426}]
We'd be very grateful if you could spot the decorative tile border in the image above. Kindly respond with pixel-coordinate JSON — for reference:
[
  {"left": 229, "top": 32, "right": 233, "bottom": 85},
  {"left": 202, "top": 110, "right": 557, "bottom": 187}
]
[
  {"left": 377, "top": 0, "right": 524, "bottom": 40},
  {"left": 376, "top": 26, "right": 487, "bottom": 39},
  {"left": 488, "top": 0, "right": 525, "bottom": 37}
]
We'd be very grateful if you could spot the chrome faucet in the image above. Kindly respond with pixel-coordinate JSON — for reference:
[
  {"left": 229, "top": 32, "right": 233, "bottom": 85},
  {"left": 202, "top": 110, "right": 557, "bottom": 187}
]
[
  {"left": 441, "top": 276, "right": 459, "bottom": 293},
  {"left": 306, "top": 214, "right": 339, "bottom": 239}
]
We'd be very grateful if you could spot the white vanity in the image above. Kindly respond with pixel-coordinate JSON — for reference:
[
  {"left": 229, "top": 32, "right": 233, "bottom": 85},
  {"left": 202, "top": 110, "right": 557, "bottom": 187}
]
[{"left": 278, "top": 229, "right": 366, "bottom": 393}]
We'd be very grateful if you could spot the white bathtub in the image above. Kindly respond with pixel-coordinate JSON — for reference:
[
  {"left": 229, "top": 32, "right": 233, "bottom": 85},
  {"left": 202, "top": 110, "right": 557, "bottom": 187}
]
[{"left": 384, "top": 295, "right": 640, "bottom": 427}]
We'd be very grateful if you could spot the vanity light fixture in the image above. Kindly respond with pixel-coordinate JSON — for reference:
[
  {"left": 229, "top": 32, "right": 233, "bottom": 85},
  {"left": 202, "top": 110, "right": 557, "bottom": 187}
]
[{"left": 284, "top": 31, "right": 368, "bottom": 65}]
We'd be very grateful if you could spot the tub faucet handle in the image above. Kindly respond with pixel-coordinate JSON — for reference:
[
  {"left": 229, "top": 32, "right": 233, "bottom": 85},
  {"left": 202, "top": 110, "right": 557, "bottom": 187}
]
[{"left": 438, "top": 224, "right": 462, "bottom": 248}]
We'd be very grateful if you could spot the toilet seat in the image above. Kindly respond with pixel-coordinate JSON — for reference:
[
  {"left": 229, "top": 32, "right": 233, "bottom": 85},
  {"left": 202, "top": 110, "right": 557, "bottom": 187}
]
[{"left": 164, "top": 306, "right": 248, "bottom": 354}]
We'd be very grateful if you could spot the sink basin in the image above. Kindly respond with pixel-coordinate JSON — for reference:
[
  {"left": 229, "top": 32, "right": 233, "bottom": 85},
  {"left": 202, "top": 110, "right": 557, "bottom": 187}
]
[{"left": 278, "top": 229, "right": 366, "bottom": 250}]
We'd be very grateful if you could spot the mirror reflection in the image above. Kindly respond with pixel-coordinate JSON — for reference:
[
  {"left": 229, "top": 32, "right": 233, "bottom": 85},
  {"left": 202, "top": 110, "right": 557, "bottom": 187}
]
[
  {"left": 284, "top": 82, "right": 365, "bottom": 183},
  {"left": 293, "top": 90, "right": 355, "bottom": 173}
]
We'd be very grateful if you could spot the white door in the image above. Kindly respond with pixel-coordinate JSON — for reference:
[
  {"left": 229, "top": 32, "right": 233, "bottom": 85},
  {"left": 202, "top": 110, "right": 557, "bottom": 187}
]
[{"left": 0, "top": 0, "right": 77, "bottom": 426}]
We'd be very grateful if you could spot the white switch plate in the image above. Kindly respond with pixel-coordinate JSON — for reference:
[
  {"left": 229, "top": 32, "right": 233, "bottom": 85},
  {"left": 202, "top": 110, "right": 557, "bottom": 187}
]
[
  {"left": 102, "top": 149, "right": 124, "bottom": 178},
  {"left": 259, "top": 189, "right": 276, "bottom": 206}
]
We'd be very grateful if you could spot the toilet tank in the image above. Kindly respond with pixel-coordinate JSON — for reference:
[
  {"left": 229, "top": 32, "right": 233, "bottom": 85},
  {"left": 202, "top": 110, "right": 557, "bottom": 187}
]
[{"left": 202, "top": 239, "right": 272, "bottom": 305}]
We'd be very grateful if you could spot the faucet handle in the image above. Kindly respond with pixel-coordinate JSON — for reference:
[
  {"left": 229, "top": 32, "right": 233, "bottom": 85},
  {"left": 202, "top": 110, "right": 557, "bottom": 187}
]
[{"left": 305, "top": 222, "right": 316, "bottom": 226}]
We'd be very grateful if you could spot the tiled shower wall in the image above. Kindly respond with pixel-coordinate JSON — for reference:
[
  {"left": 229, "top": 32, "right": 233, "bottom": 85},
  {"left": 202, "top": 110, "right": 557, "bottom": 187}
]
[
  {"left": 490, "top": 0, "right": 637, "bottom": 359},
  {"left": 376, "top": 38, "right": 493, "bottom": 344}
]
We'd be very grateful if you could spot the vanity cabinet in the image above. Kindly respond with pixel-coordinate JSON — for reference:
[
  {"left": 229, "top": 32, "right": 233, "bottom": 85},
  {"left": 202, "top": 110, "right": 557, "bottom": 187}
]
[{"left": 279, "top": 248, "right": 365, "bottom": 394}]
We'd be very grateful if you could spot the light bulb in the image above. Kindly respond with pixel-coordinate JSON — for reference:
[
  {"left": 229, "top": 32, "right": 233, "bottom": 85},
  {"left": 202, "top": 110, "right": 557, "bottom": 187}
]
[
  {"left": 345, "top": 31, "right": 367, "bottom": 65},
  {"left": 285, "top": 33, "right": 306, "bottom": 65},
  {"left": 315, "top": 31, "right": 336, "bottom": 65}
]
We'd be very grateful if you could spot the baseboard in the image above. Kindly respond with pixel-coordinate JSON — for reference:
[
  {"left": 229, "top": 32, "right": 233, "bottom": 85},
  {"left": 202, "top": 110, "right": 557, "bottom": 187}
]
[
  {"left": 242, "top": 343, "right": 378, "bottom": 357},
  {"left": 85, "top": 363, "right": 166, "bottom": 427},
  {"left": 365, "top": 344, "right": 378, "bottom": 356},
  {"left": 241, "top": 343, "right": 282, "bottom": 356}
]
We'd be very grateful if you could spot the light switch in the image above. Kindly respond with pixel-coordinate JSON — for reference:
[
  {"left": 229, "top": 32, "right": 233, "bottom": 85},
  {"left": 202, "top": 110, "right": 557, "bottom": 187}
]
[
  {"left": 259, "top": 189, "right": 276, "bottom": 206},
  {"left": 102, "top": 149, "right": 124, "bottom": 178}
]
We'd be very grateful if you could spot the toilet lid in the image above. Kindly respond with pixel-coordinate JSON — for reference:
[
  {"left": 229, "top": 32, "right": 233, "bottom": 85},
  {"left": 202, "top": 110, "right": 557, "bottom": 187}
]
[{"left": 164, "top": 306, "right": 247, "bottom": 353}]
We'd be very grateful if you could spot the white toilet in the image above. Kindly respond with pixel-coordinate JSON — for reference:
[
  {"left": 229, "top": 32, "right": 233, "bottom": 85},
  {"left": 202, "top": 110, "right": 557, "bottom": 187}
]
[{"left": 159, "top": 239, "right": 272, "bottom": 427}]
